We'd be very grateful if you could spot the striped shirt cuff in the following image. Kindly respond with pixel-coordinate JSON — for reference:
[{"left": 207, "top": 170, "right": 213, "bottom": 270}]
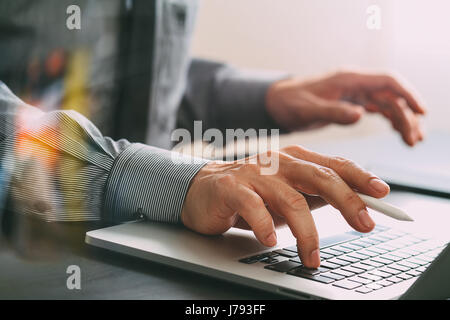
[{"left": 104, "top": 143, "right": 209, "bottom": 224}]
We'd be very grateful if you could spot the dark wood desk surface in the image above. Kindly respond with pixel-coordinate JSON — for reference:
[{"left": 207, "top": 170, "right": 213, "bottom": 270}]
[{"left": 0, "top": 212, "right": 279, "bottom": 299}]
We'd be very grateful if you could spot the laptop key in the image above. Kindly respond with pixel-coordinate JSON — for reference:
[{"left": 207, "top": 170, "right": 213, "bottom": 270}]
[
  {"left": 371, "top": 257, "right": 393, "bottom": 265},
  {"left": 320, "top": 252, "right": 334, "bottom": 260},
  {"left": 385, "top": 240, "right": 407, "bottom": 249},
  {"left": 386, "top": 230, "right": 408, "bottom": 237},
  {"left": 357, "top": 249, "right": 378, "bottom": 258},
  {"left": 368, "top": 270, "right": 392, "bottom": 278},
  {"left": 359, "top": 273, "right": 382, "bottom": 281},
  {"left": 405, "top": 258, "right": 428, "bottom": 266},
  {"left": 283, "top": 245, "right": 298, "bottom": 253},
  {"left": 348, "top": 276, "right": 373, "bottom": 285},
  {"left": 350, "top": 240, "right": 371, "bottom": 248},
  {"left": 239, "top": 254, "right": 266, "bottom": 264},
  {"left": 376, "top": 244, "right": 397, "bottom": 252},
  {"left": 332, "top": 279, "right": 362, "bottom": 290},
  {"left": 289, "top": 257, "right": 302, "bottom": 264},
  {"left": 365, "top": 283, "right": 383, "bottom": 290},
  {"left": 320, "top": 233, "right": 360, "bottom": 249},
  {"left": 320, "top": 272, "right": 345, "bottom": 281},
  {"left": 398, "top": 248, "right": 422, "bottom": 256},
  {"left": 331, "top": 246, "right": 353, "bottom": 254},
  {"left": 415, "top": 255, "right": 435, "bottom": 263},
  {"left": 327, "top": 258, "right": 351, "bottom": 266},
  {"left": 388, "top": 251, "right": 411, "bottom": 259},
  {"left": 338, "top": 255, "right": 360, "bottom": 264},
  {"left": 287, "top": 269, "right": 335, "bottom": 284},
  {"left": 365, "top": 247, "right": 389, "bottom": 255},
  {"left": 380, "top": 254, "right": 402, "bottom": 262},
  {"left": 378, "top": 266, "right": 401, "bottom": 275},
  {"left": 331, "top": 269, "right": 356, "bottom": 278},
  {"left": 322, "top": 248, "right": 345, "bottom": 256},
  {"left": 397, "top": 261, "right": 420, "bottom": 269},
  {"left": 239, "top": 257, "right": 257, "bottom": 264},
  {"left": 373, "top": 225, "right": 390, "bottom": 232},
  {"left": 388, "top": 263, "right": 410, "bottom": 272},
  {"left": 374, "top": 233, "right": 397, "bottom": 241},
  {"left": 397, "top": 273, "right": 413, "bottom": 280},
  {"left": 387, "top": 276, "right": 403, "bottom": 284},
  {"left": 355, "top": 287, "right": 373, "bottom": 294},
  {"left": 320, "top": 261, "right": 341, "bottom": 270},
  {"left": 274, "top": 249, "right": 297, "bottom": 258},
  {"left": 264, "top": 251, "right": 279, "bottom": 258},
  {"left": 406, "top": 269, "right": 422, "bottom": 277},
  {"left": 351, "top": 263, "right": 375, "bottom": 272},
  {"left": 290, "top": 266, "right": 323, "bottom": 275},
  {"left": 360, "top": 260, "right": 384, "bottom": 268},
  {"left": 358, "top": 238, "right": 381, "bottom": 246},
  {"left": 347, "top": 252, "right": 369, "bottom": 260},
  {"left": 340, "top": 243, "right": 364, "bottom": 251},
  {"left": 341, "top": 266, "right": 365, "bottom": 274},
  {"left": 377, "top": 280, "right": 394, "bottom": 287},
  {"left": 264, "top": 260, "right": 301, "bottom": 272},
  {"left": 416, "top": 266, "right": 427, "bottom": 273},
  {"left": 260, "top": 257, "right": 279, "bottom": 264},
  {"left": 369, "top": 235, "right": 392, "bottom": 242}
]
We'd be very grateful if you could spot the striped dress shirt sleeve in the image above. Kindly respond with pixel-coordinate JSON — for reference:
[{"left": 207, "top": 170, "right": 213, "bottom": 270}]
[{"left": 0, "top": 82, "right": 208, "bottom": 225}]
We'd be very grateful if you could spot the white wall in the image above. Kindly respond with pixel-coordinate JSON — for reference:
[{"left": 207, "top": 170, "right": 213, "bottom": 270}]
[
  {"left": 190, "top": 0, "right": 450, "bottom": 143},
  {"left": 390, "top": 0, "right": 450, "bottom": 131}
]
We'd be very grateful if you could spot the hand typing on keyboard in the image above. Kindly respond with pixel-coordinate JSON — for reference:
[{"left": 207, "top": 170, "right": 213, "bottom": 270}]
[{"left": 181, "top": 145, "right": 390, "bottom": 268}]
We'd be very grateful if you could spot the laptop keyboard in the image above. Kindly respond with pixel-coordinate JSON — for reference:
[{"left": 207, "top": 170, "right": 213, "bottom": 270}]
[{"left": 238, "top": 225, "right": 447, "bottom": 294}]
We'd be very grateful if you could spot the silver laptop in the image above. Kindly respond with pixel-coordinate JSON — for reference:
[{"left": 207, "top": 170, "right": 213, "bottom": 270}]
[
  {"left": 86, "top": 133, "right": 450, "bottom": 299},
  {"left": 85, "top": 203, "right": 450, "bottom": 300}
]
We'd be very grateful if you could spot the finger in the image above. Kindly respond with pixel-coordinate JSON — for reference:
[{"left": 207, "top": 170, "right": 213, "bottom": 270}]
[
  {"left": 372, "top": 92, "right": 421, "bottom": 146},
  {"left": 225, "top": 184, "right": 277, "bottom": 247},
  {"left": 234, "top": 208, "right": 287, "bottom": 230},
  {"left": 250, "top": 176, "right": 320, "bottom": 268},
  {"left": 352, "top": 73, "right": 427, "bottom": 114},
  {"left": 316, "top": 98, "right": 364, "bottom": 124},
  {"left": 278, "top": 156, "right": 375, "bottom": 233},
  {"left": 390, "top": 98, "right": 421, "bottom": 146},
  {"left": 385, "top": 76, "right": 427, "bottom": 115},
  {"left": 281, "top": 145, "right": 390, "bottom": 198}
]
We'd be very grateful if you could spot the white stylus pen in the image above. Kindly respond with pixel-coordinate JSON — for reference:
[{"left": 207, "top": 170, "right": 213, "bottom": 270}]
[{"left": 356, "top": 192, "right": 414, "bottom": 222}]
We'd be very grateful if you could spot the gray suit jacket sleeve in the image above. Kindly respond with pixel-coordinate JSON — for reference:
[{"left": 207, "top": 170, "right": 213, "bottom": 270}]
[{"left": 177, "top": 58, "right": 288, "bottom": 133}]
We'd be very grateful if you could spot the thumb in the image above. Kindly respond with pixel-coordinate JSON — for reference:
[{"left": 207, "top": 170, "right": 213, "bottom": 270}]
[{"left": 317, "top": 99, "right": 365, "bottom": 124}]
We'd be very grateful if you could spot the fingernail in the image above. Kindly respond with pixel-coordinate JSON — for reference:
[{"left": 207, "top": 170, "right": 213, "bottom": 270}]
[
  {"left": 347, "top": 107, "right": 363, "bottom": 119},
  {"left": 359, "top": 209, "right": 375, "bottom": 230},
  {"left": 369, "top": 178, "right": 389, "bottom": 193},
  {"left": 266, "top": 232, "right": 277, "bottom": 246},
  {"left": 310, "top": 249, "right": 321, "bottom": 266}
]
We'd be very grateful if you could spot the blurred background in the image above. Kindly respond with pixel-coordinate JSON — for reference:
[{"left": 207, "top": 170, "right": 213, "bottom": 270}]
[{"left": 191, "top": 0, "right": 450, "bottom": 144}]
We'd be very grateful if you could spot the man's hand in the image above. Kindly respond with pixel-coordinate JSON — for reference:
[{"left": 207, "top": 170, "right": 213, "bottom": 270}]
[
  {"left": 181, "top": 145, "right": 390, "bottom": 268},
  {"left": 266, "top": 71, "right": 426, "bottom": 146}
]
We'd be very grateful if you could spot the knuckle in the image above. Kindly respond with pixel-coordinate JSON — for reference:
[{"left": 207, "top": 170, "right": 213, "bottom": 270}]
[
  {"left": 285, "top": 193, "right": 308, "bottom": 212},
  {"left": 245, "top": 194, "right": 264, "bottom": 210},
  {"left": 216, "top": 174, "right": 236, "bottom": 188},
  {"left": 283, "top": 144, "right": 304, "bottom": 155},
  {"left": 313, "top": 165, "right": 338, "bottom": 181},
  {"left": 254, "top": 214, "right": 272, "bottom": 231},
  {"left": 342, "top": 191, "right": 361, "bottom": 207},
  {"left": 330, "top": 156, "right": 355, "bottom": 171},
  {"left": 241, "top": 162, "right": 260, "bottom": 174}
]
